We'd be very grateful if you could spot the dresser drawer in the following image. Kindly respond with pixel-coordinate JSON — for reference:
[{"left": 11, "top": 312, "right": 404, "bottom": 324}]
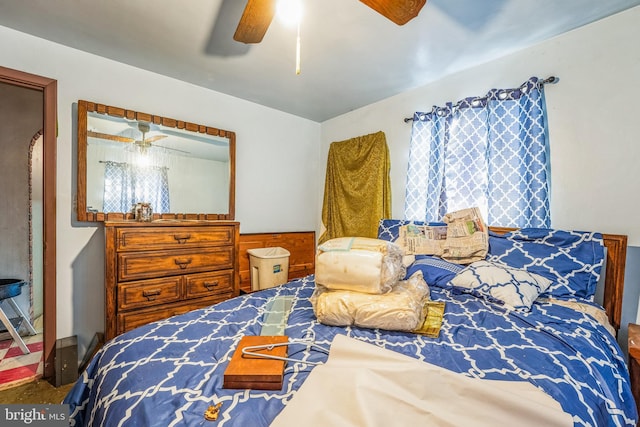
[
  {"left": 118, "top": 305, "right": 193, "bottom": 335},
  {"left": 116, "top": 226, "right": 235, "bottom": 251},
  {"left": 118, "top": 247, "right": 234, "bottom": 281},
  {"left": 117, "top": 295, "right": 231, "bottom": 334},
  {"left": 185, "top": 270, "right": 234, "bottom": 299},
  {"left": 118, "top": 277, "right": 182, "bottom": 311}
]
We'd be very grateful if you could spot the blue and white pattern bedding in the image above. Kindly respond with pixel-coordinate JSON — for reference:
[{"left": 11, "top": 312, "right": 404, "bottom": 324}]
[
  {"left": 65, "top": 223, "right": 636, "bottom": 426},
  {"left": 65, "top": 275, "right": 636, "bottom": 426}
]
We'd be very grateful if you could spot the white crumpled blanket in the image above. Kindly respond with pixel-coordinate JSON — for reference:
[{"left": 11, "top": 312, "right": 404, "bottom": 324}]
[{"left": 270, "top": 335, "right": 572, "bottom": 427}]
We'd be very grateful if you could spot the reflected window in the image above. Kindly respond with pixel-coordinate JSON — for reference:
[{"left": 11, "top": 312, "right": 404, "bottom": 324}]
[{"left": 102, "top": 161, "right": 170, "bottom": 214}]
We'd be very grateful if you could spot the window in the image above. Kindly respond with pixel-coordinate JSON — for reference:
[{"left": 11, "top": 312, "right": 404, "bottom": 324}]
[{"left": 404, "top": 77, "right": 550, "bottom": 228}]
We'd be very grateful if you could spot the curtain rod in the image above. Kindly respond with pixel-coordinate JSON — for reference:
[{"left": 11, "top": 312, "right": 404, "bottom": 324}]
[{"left": 403, "top": 76, "right": 559, "bottom": 123}]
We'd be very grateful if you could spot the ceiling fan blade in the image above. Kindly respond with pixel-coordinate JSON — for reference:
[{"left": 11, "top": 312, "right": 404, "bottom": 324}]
[
  {"left": 233, "top": 0, "right": 276, "bottom": 44},
  {"left": 145, "top": 135, "right": 168, "bottom": 143},
  {"left": 88, "top": 130, "right": 134, "bottom": 143},
  {"left": 359, "top": 0, "right": 426, "bottom": 25}
]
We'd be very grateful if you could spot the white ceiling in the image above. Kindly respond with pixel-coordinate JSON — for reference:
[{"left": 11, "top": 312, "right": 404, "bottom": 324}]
[{"left": 0, "top": 0, "right": 638, "bottom": 122}]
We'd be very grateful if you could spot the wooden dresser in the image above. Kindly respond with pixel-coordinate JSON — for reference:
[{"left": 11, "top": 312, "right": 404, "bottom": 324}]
[{"left": 104, "top": 221, "right": 240, "bottom": 340}]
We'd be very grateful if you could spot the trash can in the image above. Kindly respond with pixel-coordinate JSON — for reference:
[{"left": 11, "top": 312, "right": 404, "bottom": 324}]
[{"left": 247, "top": 247, "right": 291, "bottom": 291}]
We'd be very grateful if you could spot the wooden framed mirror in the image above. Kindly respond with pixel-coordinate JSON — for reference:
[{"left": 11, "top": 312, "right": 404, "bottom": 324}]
[{"left": 77, "top": 100, "right": 235, "bottom": 222}]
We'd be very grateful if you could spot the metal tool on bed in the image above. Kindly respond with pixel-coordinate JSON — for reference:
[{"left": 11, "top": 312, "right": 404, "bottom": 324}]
[{"left": 241, "top": 331, "right": 330, "bottom": 366}]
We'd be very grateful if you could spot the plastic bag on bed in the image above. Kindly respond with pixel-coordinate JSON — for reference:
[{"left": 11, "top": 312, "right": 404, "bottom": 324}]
[
  {"left": 311, "top": 271, "right": 429, "bottom": 331},
  {"left": 315, "top": 237, "right": 406, "bottom": 294}
]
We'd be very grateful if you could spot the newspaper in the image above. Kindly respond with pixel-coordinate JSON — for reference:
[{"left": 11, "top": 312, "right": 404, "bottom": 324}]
[
  {"left": 397, "top": 207, "right": 488, "bottom": 264},
  {"left": 441, "top": 207, "right": 488, "bottom": 264},
  {"left": 398, "top": 223, "right": 447, "bottom": 256}
]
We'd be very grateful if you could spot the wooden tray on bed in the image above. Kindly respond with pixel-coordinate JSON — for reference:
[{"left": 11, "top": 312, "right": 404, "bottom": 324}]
[{"left": 223, "top": 336, "right": 288, "bottom": 390}]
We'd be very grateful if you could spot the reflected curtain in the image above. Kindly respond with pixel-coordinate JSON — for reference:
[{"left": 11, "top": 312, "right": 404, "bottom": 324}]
[
  {"left": 404, "top": 77, "right": 550, "bottom": 228},
  {"left": 319, "top": 131, "right": 391, "bottom": 243},
  {"left": 103, "top": 161, "right": 170, "bottom": 214}
]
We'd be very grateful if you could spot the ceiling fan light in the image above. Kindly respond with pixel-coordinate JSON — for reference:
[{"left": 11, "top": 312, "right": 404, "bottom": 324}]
[{"left": 277, "top": 0, "right": 302, "bottom": 27}]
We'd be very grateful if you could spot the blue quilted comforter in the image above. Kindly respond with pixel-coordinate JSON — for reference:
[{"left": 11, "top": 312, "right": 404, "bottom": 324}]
[{"left": 65, "top": 275, "right": 637, "bottom": 427}]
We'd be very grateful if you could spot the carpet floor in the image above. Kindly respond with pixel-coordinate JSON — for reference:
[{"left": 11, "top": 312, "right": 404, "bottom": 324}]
[{"left": 0, "top": 379, "right": 73, "bottom": 404}]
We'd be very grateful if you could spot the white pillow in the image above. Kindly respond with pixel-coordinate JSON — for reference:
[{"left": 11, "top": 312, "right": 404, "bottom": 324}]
[{"left": 450, "top": 260, "right": 552, "bottom": 312}]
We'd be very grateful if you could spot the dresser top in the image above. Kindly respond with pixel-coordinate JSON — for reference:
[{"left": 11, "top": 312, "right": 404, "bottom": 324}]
[{"left": 104, "top": 220, "right": 239, "bottom": 228}]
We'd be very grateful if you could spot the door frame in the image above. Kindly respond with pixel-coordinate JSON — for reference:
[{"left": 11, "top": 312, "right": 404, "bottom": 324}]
[{"left": 0, "top": 66, "right": 57, "bottom": 382}]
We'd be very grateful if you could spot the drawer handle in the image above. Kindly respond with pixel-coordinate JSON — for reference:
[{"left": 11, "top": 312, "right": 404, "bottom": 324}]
[
  {"left": 173, "top": 233, "right": 192, "bottom": 244},
  {"left": 204, "top": 281, "right": 219, "bottom": 291},
  {"left": 174, "top": 258, "right": 193, "bottom": 269},
  {"left": 142, "top": 289, "right": 161, "bottom": 301}
]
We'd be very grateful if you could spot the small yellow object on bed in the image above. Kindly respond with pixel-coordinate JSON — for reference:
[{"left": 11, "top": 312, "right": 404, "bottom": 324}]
[
  {"left": 204, "top": 402, "right": 222, "bottom": 421},
  {"left": 413, "top": 300, "right": 446, "bottom": 338}
]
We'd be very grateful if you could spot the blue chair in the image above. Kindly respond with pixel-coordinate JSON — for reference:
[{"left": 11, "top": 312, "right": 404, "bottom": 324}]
[{"left": 0, "top": 279, "right": 37, "bottom": 355}]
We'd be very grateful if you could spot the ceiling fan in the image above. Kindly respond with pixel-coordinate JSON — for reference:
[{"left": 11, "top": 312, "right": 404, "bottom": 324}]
[
  {"left": 88, "top": 122, "right": 189, "bottom": 154},
  {"left": 233, "top": 0, "right": 427, "bottom": 44},
  {"left": 131, "top": 122, "right": 171, "bottom": 152}
]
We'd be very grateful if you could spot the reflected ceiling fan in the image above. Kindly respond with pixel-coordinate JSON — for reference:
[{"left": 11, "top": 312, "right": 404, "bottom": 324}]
[
  {"left": 233, "top": 0, "right": 427, "bottom": 44},
  {"left": 88, "top": 122, "right": 189, "bottom": 154}
]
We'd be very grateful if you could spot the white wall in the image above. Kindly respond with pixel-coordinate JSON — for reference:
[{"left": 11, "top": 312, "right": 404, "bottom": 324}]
[
  {"left": 321, "top": 5, "right": 640, "bottom": 244},
  {"left": 168, "top": 156, "right": 230, "bottom": 214},
  {"left": 320, "top": 6, "right": 640, "bottom": 344},
  {"left": 0, "top": 26, "right": 321, "bottom": 356}
]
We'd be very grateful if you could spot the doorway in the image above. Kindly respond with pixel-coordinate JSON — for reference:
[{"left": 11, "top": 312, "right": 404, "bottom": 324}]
[{"left": 0, "top": 66, "right": 57, "bottom": 385}]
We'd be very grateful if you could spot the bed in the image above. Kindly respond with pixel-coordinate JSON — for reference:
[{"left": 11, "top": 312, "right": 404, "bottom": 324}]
[{"left": 64, "top": 222, "right": 637, "bottom": 426}]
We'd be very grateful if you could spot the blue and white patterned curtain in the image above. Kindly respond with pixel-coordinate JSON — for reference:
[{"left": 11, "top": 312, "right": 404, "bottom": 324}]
[
  {"left": 103, "top": 161, "right": 170, "bottom": 214},
  {"left": 404, "top": 77, "right": 550, "bottom": 228}
]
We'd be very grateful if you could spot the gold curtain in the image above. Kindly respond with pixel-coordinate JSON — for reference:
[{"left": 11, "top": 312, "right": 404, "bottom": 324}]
[{"left": 319, "top": 131, "right": 391, "bottom": 243}]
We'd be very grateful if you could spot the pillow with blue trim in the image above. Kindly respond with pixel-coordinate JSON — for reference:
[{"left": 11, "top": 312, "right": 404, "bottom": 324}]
[
  {"left": 405, "top": 256, "right": 464, "bottom": 288},
  {"left": 488, "top": 228, "right": 604, "bottom": 300},
  {"left": 450, "top": 260, "right": 552, "bottom": 312}
]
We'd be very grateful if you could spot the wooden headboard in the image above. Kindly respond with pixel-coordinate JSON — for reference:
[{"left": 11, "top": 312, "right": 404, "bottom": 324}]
[
  {"left": 601, "top": 233, "right": 628, "bottom": 334},
  {"left": 489, "top": 227, "right": 628, "bottom": 335}
]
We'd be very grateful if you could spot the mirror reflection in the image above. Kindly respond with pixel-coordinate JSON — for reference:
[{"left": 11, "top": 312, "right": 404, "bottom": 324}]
[{"left": 77, "top": 100, "right": 235, "bottom": 222}]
